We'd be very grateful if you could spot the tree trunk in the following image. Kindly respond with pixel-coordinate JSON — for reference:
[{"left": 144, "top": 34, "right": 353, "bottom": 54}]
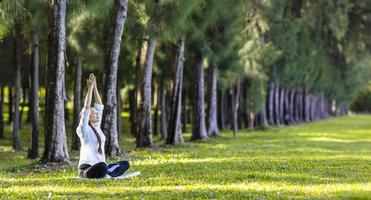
[
  {"left": 304, "top": 89, "right": 309, "bottom": 122},
  {"left": 40, "top": 0, "right": 69, "bottom": 163},
  {"left": 12, "top": 22, "right": 22, "bottom": 150},
  {"left": 8, "top": 86, "right": 13, "bottom": 124},
  {"left": 191, "top": 54, "right": 208, "bottom": 141},
  {"left": 274, "top": 83, "right": 280, "bottom": 125},
  {"left": 28, "top": 32, "right": 40, "bottom": 159},
  {"left": 294, "top": 90, "right": 301, "bottom": 123},
  {"left": 289, "top": 90, "right": 295, "bottom": 124},
  {"left": 207, "top": 62, "right": 219, "bottom": 137},
  {"left": 0, "top": 86, "right": 4, "bottom": 139},
  {"left": 137, "top": 35, "right": 157, "bottom": 148},
  {"left": 128, "top": 89, "right": 136, "bottom": 133},
  {"left": 260, "top": 101, "right": 268, "bottom": 127},
  {"left": 231, "top": 81, "right": 241, "bottom": 135},
  {"left": 117, "top": 85, "right": 121, "bottom": 142},
  {"left": 152, "top": 83, "right": 159, "bottom": 136},
  {"left": 182, "top": 88, "right": 187, "bottom": 133},
  {"left": 279, "top": 86, "right": 285, "bottom": 125},
  {"left": 267, "top": 82, "right": 274, "bottom": 125},
  {"left": 71, "top": 54, "right": 82, "bottom": 151},
  {"left": 218, "top": 89, "right": 227, "bottom": 130},
  {"left": 248, "top": 112, "right": 255, "bottom": 130},
  {"left": 300, "top": 89, "right": 305, "bottom": 122},
  {"left": 19, "top": 85, "right": 27, "bottom": 128},
  {"left": 102, "top": 0, "right": 128, "bottom": 156},
  {"left": 131, "top": 40, "right": 145, "bottom": 137},
  {"left": 283, "top": 88, "right": 290, "bottom": 125},
  {"left": 167, "top": 36, "right": 185, "bottom": 144},
  {"left": 160, "top": 83, "right": 167, "bottom": 140}
]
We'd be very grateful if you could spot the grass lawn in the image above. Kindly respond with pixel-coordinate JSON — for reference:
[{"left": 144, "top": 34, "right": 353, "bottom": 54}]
[{"left": 0, "top": 114, "right": 370, "bottom": 199}]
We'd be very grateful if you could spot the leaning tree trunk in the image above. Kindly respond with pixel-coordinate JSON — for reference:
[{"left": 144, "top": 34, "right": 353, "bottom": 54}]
[
  {"left": 159, "top": 83, "right": 167, "bottom": 140},
  {"left": 102, "top": 0, "right": 128, "bottom": 156},
  {"left": 136, "top": 35, "right": 157, "bottom": 148},
  {"left": 40, "top": 0, "right": 69, "bottom": 163},
  {"left": 0, "top": 86, "right": 4, "bottom": 139},
  {"left": 207, "top": 62, "right": 219, "bottom": 137},
  {"left": 191, "top": 54, "right": 208, "bottom": 141},
  {"left": 167, "top": 36, "right": 185, "bottom": 144},
  {"left": 71, "top": 54, "right": 82, "bottom": 151},
  {"left": 28, "top": 32, "right": 40, "bottom": 159},
  {"left": 12, "top": 22, "right": 22, "bottom": 150},
  {"left": 231, "top": 81, "right": 241, "bottom": 135}
]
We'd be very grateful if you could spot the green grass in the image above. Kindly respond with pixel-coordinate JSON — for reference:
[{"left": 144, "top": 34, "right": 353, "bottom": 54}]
[{"left": 0, "top": 114, "right": 370, "bottom": 199}]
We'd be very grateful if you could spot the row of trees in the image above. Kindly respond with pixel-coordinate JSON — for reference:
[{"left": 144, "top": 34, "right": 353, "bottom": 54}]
[{"left": 0, "top": 0, "right": 370, "bottom": 163}]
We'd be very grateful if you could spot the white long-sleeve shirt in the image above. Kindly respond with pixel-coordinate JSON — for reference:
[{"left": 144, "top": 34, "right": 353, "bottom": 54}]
[{"left": 76, "top": 103, "right": 106, "bottom": 167}]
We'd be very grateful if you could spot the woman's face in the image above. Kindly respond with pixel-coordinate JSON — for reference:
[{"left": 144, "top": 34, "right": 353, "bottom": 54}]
[{"left": 89, "top": 108, "right": 100, "bottom": 124}]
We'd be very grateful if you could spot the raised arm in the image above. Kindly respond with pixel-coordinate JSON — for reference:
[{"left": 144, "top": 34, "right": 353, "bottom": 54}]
[
  {"left": 92, "top": 75, "right": 102, "bottom": 105},
  {"left": 84, "top": 74, "right": 95, "bottom": 109},
  {"left": 77, "top": 75, "right": 95, "bottom": 139}
]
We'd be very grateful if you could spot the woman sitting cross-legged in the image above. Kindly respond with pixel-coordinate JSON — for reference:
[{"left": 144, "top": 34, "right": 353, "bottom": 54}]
[{"left": 77, "top": 73, "right": 129, "bottom": 178}]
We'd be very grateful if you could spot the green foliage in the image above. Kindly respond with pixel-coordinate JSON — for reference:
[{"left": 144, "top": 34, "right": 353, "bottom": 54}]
[
  {"left": 0, "top": 115, "right": 370, "bottom": 198},
  {"left": 350, "top": 82, "right": 371, "bottom": 113}
]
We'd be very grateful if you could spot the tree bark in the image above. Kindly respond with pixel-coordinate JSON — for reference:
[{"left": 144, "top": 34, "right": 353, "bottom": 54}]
[
  {"left": 28, "top": 32, "right": 40, "bottom": 159},
  {"left": 0, "top": 86, "right": 4, "bottom": 139},
  {"left": 289, "top": 90, "right": 295, "bottom": 124},
  {"left": 182, "top": 88, "right": 187, "bottom": 133},
  {"left": 40, "top": 0, "right": 69, "bottom": 163},
  {"left": 102, "top": 0, "right": 128, "bottom": 156},
  {"left": 267, "top": 82, "right": 274, "bottom": 125},
  {"left": 167, "top": 36, "right": 185, "bottom": 144},
  {"left": 137, "top": 35, "right": 157, "bottom": 148},
  {"left": 152, "top": 83, "right": 159, "bottom": 136},
  {"left": 248, "top": 112, "right": 255, "bottom": 130},
  {"left": 274, "top": 83, "right": 280, "bottom": 125},
  {"left": 159, "top": 83, "right": 167, "bottom": 140},
  {"left": 294, "top": 90, "right": 301, "bottom": 123},
  {"left": 128, "top": 89, "right": 136, "bottom": 133},
  {"left": 279, "top": 86, "right": 285, "bottom": 125},
  {"left": 8, "top": 86, "right": 13, "bottom": 124},
  {"left": 12, "top": 22, "right": 22, "bottom": 150},
  {"left": 117, "top": 85, "right": 121, "bottom": 142},
  {"left": 283, "top": 88, "right": 290, "bottom": 125},
  {"left": 304, "top": 89, "right": 309, "bottom": 122},
  {"left": 71, "top": 54, "right": 82, "bottom": 151},
  {"left": 259, "top": 102, "right": 268, "bottom": 127},
  {"left": 19, "top": 85, "right": 27, "bottom": 128},
  {"left": 231, "top": 81, "right": 241, "bottom": 135},
  {"left": 218, "top": 89, "right": 227, "bottom": 130},
  {"left": 191, "top": 54, "right": 208, "bottom": 141},
  {"left": 207, "top": 62, "right": 219, "bottom": 137},
  {"left": 131, "top": 40, "right": 146, "bottom": 137}
]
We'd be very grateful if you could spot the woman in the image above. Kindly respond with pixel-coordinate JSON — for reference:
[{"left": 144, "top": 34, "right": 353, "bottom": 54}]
[{"left": 77, "top": 73, "right": 129, "bottom": 178}]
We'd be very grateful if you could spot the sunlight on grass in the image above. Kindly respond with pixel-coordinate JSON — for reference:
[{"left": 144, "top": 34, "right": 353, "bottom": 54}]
[{"left": 0, "top": 115, "right": 370, "bottom": 199}]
